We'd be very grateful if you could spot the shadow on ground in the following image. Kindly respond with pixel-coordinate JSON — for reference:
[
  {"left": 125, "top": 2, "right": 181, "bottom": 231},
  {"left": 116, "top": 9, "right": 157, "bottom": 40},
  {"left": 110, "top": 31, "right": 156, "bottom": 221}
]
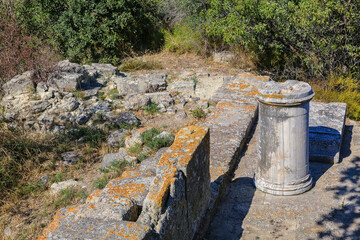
[{"left": 311, "top": 125, "right": 360, "bottom": 239}]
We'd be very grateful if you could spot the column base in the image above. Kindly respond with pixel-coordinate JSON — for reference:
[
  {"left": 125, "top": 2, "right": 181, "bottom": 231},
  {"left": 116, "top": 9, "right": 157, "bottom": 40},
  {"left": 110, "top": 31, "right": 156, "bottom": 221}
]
[{"left": 253, "top": 174, "right": 313, "bottom": 196}]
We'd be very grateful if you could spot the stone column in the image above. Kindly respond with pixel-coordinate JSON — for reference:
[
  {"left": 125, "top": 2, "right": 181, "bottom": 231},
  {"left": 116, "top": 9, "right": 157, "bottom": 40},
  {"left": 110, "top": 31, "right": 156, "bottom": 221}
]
[{"left": 254, "top": 80, "right": 314, "bottom": 195}]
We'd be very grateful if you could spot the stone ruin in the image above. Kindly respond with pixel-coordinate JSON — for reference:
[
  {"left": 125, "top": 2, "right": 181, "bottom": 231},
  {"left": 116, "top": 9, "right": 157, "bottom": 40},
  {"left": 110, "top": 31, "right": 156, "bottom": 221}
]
[{"left": 1, "top": 61, "right": 346, "bottom": 239}]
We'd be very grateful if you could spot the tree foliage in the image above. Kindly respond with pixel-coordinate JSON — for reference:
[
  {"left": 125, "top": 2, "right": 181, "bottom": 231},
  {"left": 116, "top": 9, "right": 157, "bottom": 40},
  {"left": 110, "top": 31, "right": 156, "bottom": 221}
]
[
  {"left": 17, "top": 0, "right": 163, "bottom": 65},
  {"left": 205, "top": 0, "right": 360, "bottom": 79}
]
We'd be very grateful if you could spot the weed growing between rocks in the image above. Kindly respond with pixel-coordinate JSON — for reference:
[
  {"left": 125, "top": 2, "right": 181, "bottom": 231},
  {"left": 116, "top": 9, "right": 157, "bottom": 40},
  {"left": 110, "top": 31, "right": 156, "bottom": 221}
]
[
  {"left": 142, "top": 128, "right": 174, "bottom": 150},
  {"left": 144, "top": 102, "right": 160, "bottom": 115},
  {"left": 53, "top": 187, "right": 88, "bottom": 208},
  {"left": 191, "top": 107, "right": 206, "bottom": 119}
]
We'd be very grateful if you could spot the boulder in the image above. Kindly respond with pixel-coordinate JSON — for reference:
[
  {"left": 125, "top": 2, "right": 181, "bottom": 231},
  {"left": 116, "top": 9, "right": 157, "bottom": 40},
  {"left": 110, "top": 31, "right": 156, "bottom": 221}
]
[
  {"left": 124, "top": 94, "right": 151, "bottom": 110},
  {"left": 125, "top": 127, "right": 151, "bottom": 149},
  {"left": 107, "top": 129, "right": 130, "bottom": 148},
  {"left": 100, "top": 148, "right": 137, "bottom": 169},
  {"left": 2, "top": 71, "right": 35, "bottom": 96},
  {"left": 91, "top": 63, "right": 120, "bottom": 78},
  {"left": 114, "top": 112, "right": 141, "bottom": 126},
  {"left": 50, "top": 180, "right": 81, "bottom": 195},
  {"left": 48, "top": 72, "right": 82, "bottom": 92}
]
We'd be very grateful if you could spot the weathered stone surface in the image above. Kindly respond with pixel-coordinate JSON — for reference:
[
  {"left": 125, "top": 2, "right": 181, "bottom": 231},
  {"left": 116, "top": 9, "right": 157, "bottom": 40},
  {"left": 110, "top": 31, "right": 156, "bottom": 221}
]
[
  {"left": 154, "top": 131, "right": 174, "bottom": 143},
  {"left": 196, "top": 72, "right": 269, "bottom": 238},
  {"left": 99, "top": 170, "right": 155, "bottom": 206},
  {"left": 139, "top": 126, "right": 210, "bottom": 240},
  {"left": 39, "top": 208, "right": 157, "bottom": 240},
  {"left": 30, "top": 101, "right": 52, "bottom": 114},
  {"left": 146, "top": 92, "right": 174, "bottom": 108},
  {"left": 309, "top": 101, "right": 347, "bottom": 163},
  {"left": 207, "top": 122, "right": 360, "bottom": 240},
  {"left": 167, "top": 80, "right": 195, "bottom": 93},
  {"left": 139, "top": 148, "right": 168, "bottom": 173},
  {"left": 101, "top": 148, "right": 137, "bottom": 169},
  {"left": 175, "top": 111, "right": 187, "bottom": 119},
  {"left": 114, "top": 112, "right": 141, "bottom": 126},
  {"left": 91, "top": 63, "right": 120, "bottom": 78},
  {"left": 125, "top": 94, "right": 151, "bottom": 110},
  {"left": 113, "top": 74, "right": 166, "bottom": 96},
  {"left": 125, "top": 127, "right": 150, "bottom": 149},
  {"left": 48, "top": 72, "right": 82, "bottom": 92},
  {"left": 107, "top": 129, "right": 130, "bottom": 148},
  {"left": 61, "top": 151, "right": 79, "bottom": 165},
  {"left": 58, "top": 98, "right": 80, "bottom": 112},
  {"left": 2, "top": 71, "right": 35, "bottom": 96},
  {"left": 50, "top": 180, "right": 81, "bottom": 195}
]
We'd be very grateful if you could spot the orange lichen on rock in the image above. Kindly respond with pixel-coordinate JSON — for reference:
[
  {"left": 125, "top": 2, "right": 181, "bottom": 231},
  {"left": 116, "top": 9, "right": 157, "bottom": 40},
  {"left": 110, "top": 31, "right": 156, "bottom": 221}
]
[
  {"left": 146, "top": 165, "right": 177, "bottom": 208},
  {"left": 106, "top": 183, "right": 146, "bottom": 198},
  {"left": 158, "top": 126, "right": 208, "bottom": 167},
  {"left": 86, "top": 190, "right": 102, "bottom": 202}
]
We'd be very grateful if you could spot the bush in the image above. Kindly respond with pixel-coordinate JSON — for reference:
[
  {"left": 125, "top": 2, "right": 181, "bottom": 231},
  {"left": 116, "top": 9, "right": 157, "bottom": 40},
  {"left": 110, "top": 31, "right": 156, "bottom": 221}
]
[
  {"left": 53, "top": 0, "right": 163, "bottom": 64},
  {"left": 144, "top": 102, "right": 160, "bottom": 115},
  {"left": 205, "top": 0, "right": 360, "bottom": 79},
  {"left": 0, "top": 0, "right": 58, "bottom": 85}
]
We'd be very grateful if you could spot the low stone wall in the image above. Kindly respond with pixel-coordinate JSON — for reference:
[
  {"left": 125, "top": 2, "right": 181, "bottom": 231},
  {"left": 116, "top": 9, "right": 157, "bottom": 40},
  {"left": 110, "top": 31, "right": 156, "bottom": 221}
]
[
  {"left": 39, "top": 72, "right": 269, "bottom": 240},
  {"left": 38, "top": 126, "right": 210, "bottom": 240}
]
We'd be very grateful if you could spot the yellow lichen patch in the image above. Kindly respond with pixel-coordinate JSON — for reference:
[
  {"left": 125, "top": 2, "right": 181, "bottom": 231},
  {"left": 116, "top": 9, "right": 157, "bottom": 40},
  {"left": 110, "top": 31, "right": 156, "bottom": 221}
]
[{"left": 106, "top": 183, "right": 146, "bottom": 198}]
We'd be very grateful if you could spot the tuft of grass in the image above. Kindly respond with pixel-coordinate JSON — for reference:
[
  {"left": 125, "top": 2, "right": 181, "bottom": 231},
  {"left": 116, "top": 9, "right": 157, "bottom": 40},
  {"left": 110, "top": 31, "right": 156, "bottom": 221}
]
[
  {"left": 141, "top": 128, "right": 173, "bottom": 150},
  {"left": 53, "top": 187, "right": 88, "bottom": 208},
  {"left": 119, "top": 58, "right": 163, "bottom": 72},
  {"left": 144, "top": 102, "right": 159, "bottom": 115},
  {"left": 17, "top": 181, "right": 47, "bottom": 197},
  {"left": 191, "top": 76, "right": 198, "bottom": 91},
  {"left": 128, "top": 143, "right": 143, "bottom": 156},
  {"left": 98, "top": 91, "right": 106, "bottom": 101},
  {"left": 312, "top": 75, "right": 360, "bottom": 120},
  {"left": 59, "top": 127, "right": 106, "bottom": 148},
  {"left": 107, "top": 88, "right": 120, "bottom": 100},
  {"left": 190, "top": 108, "right": 206, "bottom": 119},
  {"left": 73, "top": 90, "right": 86, "bottom": 99},
  {"left": 93, "top": 112, "right": 106, "bottom": 125},
  {"left": 93, "top": 175, "right": 109, "bottom": 189},
  {"left": 51, "top": 172, "right": 64, "bottom": 183}
]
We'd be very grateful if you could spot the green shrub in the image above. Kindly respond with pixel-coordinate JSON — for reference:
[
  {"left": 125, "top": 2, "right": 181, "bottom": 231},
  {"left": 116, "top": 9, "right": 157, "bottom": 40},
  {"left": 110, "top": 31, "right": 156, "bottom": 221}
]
[
  {"left": 141, "top": 128, "right": 173, "bottom": 150},
  {"left": 163, "top": 23, "right": 204, "bottom": 54},
  {"left": 205, "top": 0, "right": 360, "bottom": 79},
  {"left": 73, "top": 90, "right": 86, "bottom": 99},
  {"left": 190, "top": 108, "right": 206, "bottom": 119},
  {"left": 128, "top": 143, "right": 143, "bottom": 156},
  {"left": 144, "top": 102, "right": 160, "bottom": 115},
  {"left": 53, "top": 0, "right": 163, "bottom": 64}
]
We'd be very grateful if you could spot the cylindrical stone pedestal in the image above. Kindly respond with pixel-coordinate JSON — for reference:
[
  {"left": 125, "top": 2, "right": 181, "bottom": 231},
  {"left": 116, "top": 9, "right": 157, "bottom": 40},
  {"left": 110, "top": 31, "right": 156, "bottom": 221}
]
[{"left": 254, "top": 80, "right": 314, "bottom": 195}]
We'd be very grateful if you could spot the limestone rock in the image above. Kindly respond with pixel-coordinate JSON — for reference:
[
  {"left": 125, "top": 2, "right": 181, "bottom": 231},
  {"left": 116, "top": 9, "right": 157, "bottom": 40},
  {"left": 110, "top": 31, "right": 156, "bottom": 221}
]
[
  {"left": 91, "top": 63, "right": 120, "bottom": 78},
  {"left": 2, "top": 71, "right": 35, "bottom": 96},
  {"left": 107, "top": 129, "right": 130, "bottom": 148},
  {"left": 61, "top": 151, "right": 79, "bottom": 165},
  {"left": 213, "top": 51, "right": 235, "bottom": 63},
  {"left": 48, "top": 72, "right": 82, "bottom": 92},
  {"left": 50, "top": 180, "right": 81, "bottom": 195},
  {"left": 125, "top": 127, "right": 150, "bottom": 149},
  {"left": 100, "top": 148, "right": 137, "bottom": 169},
  {"left": 309, "top": 101, "right": 347, "bottom": 163},
  {"left": 114, "top": 111, "right": 141, "bottom": 126},
  {"left": 167, "top": 80, "right": 195, "bottom": 93},
  {"left": 125, "top": 94, "right": 151, "bottom": 110}
]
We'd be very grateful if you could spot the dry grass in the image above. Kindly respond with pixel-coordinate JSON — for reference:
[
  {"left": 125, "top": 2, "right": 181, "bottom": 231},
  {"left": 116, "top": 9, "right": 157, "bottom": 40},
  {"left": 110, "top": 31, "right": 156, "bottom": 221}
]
[{"left": 311, "top": 75, "right": 360, "bottom": 120}]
